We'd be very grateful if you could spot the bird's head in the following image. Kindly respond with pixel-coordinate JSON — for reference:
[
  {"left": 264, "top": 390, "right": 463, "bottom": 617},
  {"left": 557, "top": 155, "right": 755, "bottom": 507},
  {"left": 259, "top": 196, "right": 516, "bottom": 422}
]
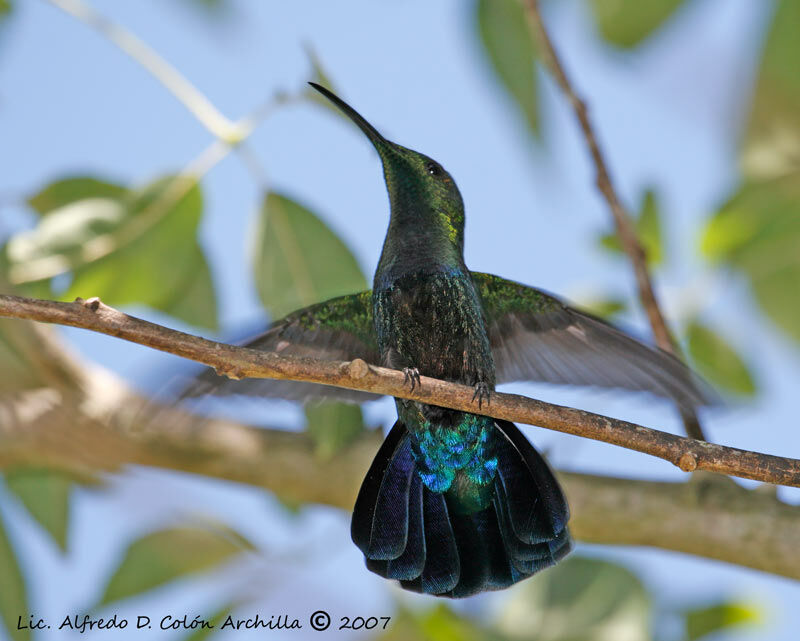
[{"left": 309, "top": 83, "right": 465, "bottom": 255}]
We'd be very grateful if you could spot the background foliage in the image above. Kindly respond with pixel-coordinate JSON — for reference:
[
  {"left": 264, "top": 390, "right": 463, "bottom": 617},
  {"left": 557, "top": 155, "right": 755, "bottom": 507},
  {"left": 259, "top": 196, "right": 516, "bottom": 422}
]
[{"left": 0, "top": 0, "right": 798, "bottom": 639}]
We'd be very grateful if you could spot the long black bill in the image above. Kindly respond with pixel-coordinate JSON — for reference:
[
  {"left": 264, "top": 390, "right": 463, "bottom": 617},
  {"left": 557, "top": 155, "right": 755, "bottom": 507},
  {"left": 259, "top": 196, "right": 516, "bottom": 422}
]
[{"left": 308, "top": 82, "right": 388, "bottom": 150}]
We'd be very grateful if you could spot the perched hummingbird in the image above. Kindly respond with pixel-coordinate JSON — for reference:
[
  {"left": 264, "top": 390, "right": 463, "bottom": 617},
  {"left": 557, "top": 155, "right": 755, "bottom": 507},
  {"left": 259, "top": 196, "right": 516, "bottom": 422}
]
[{"left": 188, "top": 83, "right": 707, "bottom": 597}]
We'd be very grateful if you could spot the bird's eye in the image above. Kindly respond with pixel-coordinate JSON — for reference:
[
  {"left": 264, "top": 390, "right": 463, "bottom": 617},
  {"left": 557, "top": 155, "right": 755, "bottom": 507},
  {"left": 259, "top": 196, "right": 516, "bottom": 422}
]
[{"left": 426, "top": 162, "right": 441, "bottom": 176}]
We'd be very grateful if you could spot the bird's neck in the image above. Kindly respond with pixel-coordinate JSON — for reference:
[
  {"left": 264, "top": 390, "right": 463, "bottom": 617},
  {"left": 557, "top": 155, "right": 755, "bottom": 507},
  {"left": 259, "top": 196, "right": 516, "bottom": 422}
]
[{"left": 374, "top": 217, "right": 466, "bottom": 291}]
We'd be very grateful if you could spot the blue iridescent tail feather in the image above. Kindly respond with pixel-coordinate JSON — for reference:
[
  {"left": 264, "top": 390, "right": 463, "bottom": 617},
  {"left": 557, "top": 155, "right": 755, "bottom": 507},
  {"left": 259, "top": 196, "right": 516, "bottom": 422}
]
[{"left": 351, "top": 420, "right": 572, "bottom": 598}]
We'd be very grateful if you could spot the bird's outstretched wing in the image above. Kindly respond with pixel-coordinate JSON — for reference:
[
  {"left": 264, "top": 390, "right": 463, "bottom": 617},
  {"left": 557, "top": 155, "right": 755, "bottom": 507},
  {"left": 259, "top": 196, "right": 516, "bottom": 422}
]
[
  {"left": 472, "top": 272, "right": 711, "bottom": 409},
  {"left": 183, "top": 291, "right": 382, "bottom": 403}
]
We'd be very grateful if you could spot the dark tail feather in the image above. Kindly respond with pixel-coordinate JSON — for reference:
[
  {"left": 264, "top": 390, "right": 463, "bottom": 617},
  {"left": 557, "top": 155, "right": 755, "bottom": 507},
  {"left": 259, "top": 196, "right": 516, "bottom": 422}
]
[{"left": 352, "top": 420, "right": 572, "bottom": 598}]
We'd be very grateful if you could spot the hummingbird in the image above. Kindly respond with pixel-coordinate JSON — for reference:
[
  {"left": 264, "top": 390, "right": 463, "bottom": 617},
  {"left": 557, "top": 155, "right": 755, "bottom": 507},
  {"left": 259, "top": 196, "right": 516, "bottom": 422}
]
[{"left": 188, "top": 83, "right": 708, "bottom": 597}]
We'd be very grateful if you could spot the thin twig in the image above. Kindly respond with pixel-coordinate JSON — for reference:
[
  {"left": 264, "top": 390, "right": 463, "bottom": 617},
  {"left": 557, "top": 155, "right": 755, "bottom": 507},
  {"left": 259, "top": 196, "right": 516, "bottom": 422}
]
[
  {"left": 1, "top": 293, "right": 797, "bottom": 486},
  {"left": 48, "top": 0, "right": 241, "bottom": 142},
  {"left": 523, "top": 0, "right": 706, "bottom": 441}
]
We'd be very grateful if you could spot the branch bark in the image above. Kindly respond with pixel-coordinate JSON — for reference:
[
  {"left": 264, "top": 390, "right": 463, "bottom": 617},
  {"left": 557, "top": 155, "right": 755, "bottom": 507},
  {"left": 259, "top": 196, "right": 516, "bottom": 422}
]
[
  {"left": 1, "top": 293, "right": 799, "bottom": 487},
  {"left": 523, "top": 0, "right": 706, "bottom": 442}
]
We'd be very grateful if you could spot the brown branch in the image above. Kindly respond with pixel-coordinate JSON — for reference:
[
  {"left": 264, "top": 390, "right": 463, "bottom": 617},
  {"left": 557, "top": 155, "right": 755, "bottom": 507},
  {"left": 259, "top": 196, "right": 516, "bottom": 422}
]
[
  {"left": 1, "top": 293, "right": 798, "bottom": 487},
  {"left": 2, "top": 377, "right": 799, "bottom": 581},
  {"left": 567, "top": 472, "right": 800, "bottom": 580},
  {"left": 523, "top": 0, "right": 706, "bottom": 442}
]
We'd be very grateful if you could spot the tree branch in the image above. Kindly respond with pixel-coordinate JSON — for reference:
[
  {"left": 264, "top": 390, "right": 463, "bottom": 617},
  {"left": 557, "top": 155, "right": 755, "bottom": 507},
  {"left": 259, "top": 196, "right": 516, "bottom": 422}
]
[
  {"left": 2, "top": 372, "right": 798, "bottom": 581},
  {"left": 523, "top": 0, "right": 706, "bottom": 442},
  {"left": 1, "top": 293, "right": 798, "bottom": 487}
]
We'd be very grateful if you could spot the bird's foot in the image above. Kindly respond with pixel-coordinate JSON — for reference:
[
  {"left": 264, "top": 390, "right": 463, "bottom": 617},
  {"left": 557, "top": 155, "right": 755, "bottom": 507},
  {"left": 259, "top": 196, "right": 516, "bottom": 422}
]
[
  {"left": 472, "top": 382, "right": 491, "bottom": 409},
  {"left": 403, "top": 367, "right": 421, "bottom": 391}
]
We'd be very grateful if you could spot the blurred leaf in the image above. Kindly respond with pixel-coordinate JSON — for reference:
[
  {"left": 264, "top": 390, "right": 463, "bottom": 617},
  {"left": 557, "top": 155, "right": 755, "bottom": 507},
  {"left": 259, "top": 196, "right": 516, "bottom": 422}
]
[
  {"left": 305, "top": 402, "right": 365, "bottom": 460},
  {"left": 254, "top": 192, "right": 366, "bottom": 319},
  {"left": 156, "top": 246, "right": 218, "bottom": 331},
  {"left": 742, "top": 0, "right": 800, "bottom": 179},
  {"left": 8, "top": 175, "right": 217, "bottom": 329},
  {"left": 0, "top": 262, "right": 65, "bottom": 390},
  {"left": 27, "top": 176, "right": 128, "bottom": 216},
  {"left": 77, "top": 176, "right": 215, "bottom": 328},
  {"left": 581, "top": 296, "right": 627, "bottom": 319},
  {"left": 599, "top": 188, "right": 664, "bottom": 266},
  {"left": 0, "top": 321, "right": 51, "bottom": 391},
  {"left": 496, "top": 556, "right": 651, "bottom": 641},
  {"left": 182, "top": 602, "right": 235, "bottom": 641},
  {"left": 184, "top": 0, "right": 225, "bottom": 9},
  {"left": 686, "top": 600, "right": 761, "bottom": 641},
  {"left": 380, "top": 605, "right": 490, "bottom": 641},
  {"left": 701, "top": 174, "right": 800, "bottom": 343},
  {"left": 700, "top": 206, "right": 759, "bottom": 261},
  {"left": 686, "top": 321, "right": 756, "bottom": 397},
  {"left": 0, "top": 511, "right": 30, "bottom": 641},
  {"left": 588, "top": 0, "right": 687, "bottom": 48},
  {"left": 5, "top": 468, "right": 72, "bottom": 552},
  {"left": 477, "top": 0, "right": 540, "bottom": 136},
  {"left": 8, "top": 198, "right": 126, "bottom": 268},
  {"left": 0, "top": 0, "right": 11, "bottom": 20},
  {"left": 275, "top": 495, "right": 304, "bottom": 515},
  {"left": 99, "top": 525, "right": 253, "bottom": 606},
  {"left": 636, "top": 190, "right": 664, "bottom": 265},
  {"left": 254, "top": 193, "right": 367, "bottom": 454},
  {"left": 304, "top": 45, "right": 345, "bottom": 121}
]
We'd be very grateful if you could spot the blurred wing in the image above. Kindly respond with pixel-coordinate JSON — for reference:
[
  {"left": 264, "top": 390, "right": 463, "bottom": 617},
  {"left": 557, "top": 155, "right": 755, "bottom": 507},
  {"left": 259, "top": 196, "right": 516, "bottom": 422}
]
[
  {"left": 183, "top": 291, "right": 382, "bottom": 403},
  {"left": 472, "top": 273, "right": 711, "bottom": 408}
]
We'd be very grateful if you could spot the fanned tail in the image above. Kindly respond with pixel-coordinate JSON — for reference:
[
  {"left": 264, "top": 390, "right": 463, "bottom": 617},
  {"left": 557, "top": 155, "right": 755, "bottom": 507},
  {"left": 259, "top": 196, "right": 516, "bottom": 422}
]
[{"left": 351, "top": 420, "right": 571, "bottom": 598}]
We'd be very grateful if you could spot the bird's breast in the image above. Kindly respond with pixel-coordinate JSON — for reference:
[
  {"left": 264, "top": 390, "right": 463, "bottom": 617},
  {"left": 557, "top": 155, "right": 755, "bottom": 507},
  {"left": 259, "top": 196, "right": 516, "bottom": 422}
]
[{"left": 372, "top": 270, "right": 495, "bottom": 386}]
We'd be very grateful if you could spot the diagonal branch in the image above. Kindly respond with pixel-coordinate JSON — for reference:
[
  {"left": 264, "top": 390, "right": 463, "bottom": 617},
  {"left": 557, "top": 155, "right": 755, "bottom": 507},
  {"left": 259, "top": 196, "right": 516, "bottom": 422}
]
[
  {"left": 1, "top": 293, "right": 798, "bottom": 486},
  {"left": 523, "top": 0, "right": 706, "bottom": 442},
  {"left": 1, "top": 372, "right": 798, "bottom": 581}
]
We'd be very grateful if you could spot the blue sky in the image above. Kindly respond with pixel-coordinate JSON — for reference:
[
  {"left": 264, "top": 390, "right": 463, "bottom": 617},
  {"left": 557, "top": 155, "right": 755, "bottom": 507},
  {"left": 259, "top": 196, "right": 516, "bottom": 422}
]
[{"left": 2, "top": 0, "right": 800, "bottom": 639}]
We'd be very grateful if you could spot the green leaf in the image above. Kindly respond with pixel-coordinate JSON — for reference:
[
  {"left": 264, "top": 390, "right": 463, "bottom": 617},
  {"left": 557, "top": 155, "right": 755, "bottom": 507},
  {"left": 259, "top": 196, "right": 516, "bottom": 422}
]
[
  {"left": 7, "top": 198, "right": 127, "bottom": 280},
  {"left": 27, "top": 176, "right": 128, "bottom": 216},
  {"left": 636, "top": 190, "right": 664, "bottom": 265},
  {"left": 588, "top": 0, "right": 687, "bottom": 48},
  {"left": 580, "top": 296, "right": 627, "bottom": 319},
  {"left": 303, "top": 46, "right": 346, "bottom": 122},
  {"left": 181, "top": 603, "right": 235, "bottom": 641},
  {"left": 65, "top": 176, "right": 218, "bottom": 330},
  {"left": 742, "top": 0, "right": 800, "bottom": 179},
  {"left": 254, "top": 192, "right": 366, "bottom": 319},
  {"left": 8, "top": 175, "right": 218, "bottom": 329},
  {"left": 0, "top": 320, "right": 51, "bottom": 391},
  {"left": 598, "top": 189, "right": 664, "bottom": 267},
  {"left": 380, "top": 605, "right": 489, "bottom": 641},
  {"left": 686, "top": 601, "right": 762, "bottom": 641},
  {"left": 686, "top": 321, "right": 756, "bottom": 397},
  {"left": 495, "top": 556, "right": 651, "bottom": 641},
  {"left": 0, "top": 263, "right": 61, "bottom": 389},
  {"left": 700, "top": 206, "right": 759, "bottom": 262},
  {"left": 598, "top": 188, "right": 664, "bottom": 266},
  {"left": 477, "top": 0, "right": 540, "bottom": 136},
  {"left": 0, "top": 510, "right": 30, "bottom": 641},
  {"left": 304, "top": 402, "right": 365, "bottom": 460},
  {"left": 4, "top": 468, "right": 72, "bottom": 552},
  {"left": 99, "top": 525, "right": 253, "bottom": 606},
  {"left": 184, "top": 0, "right": 226, "bottom": 10},
  {"left": 0, "top": 0, "right": 12, "bottom": 20},
  {"left": 157, "top": 246, "right": 218, "bottom": 331},
  {"left": 701, "top": 174, "right": 800, "bottom": 343}
]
